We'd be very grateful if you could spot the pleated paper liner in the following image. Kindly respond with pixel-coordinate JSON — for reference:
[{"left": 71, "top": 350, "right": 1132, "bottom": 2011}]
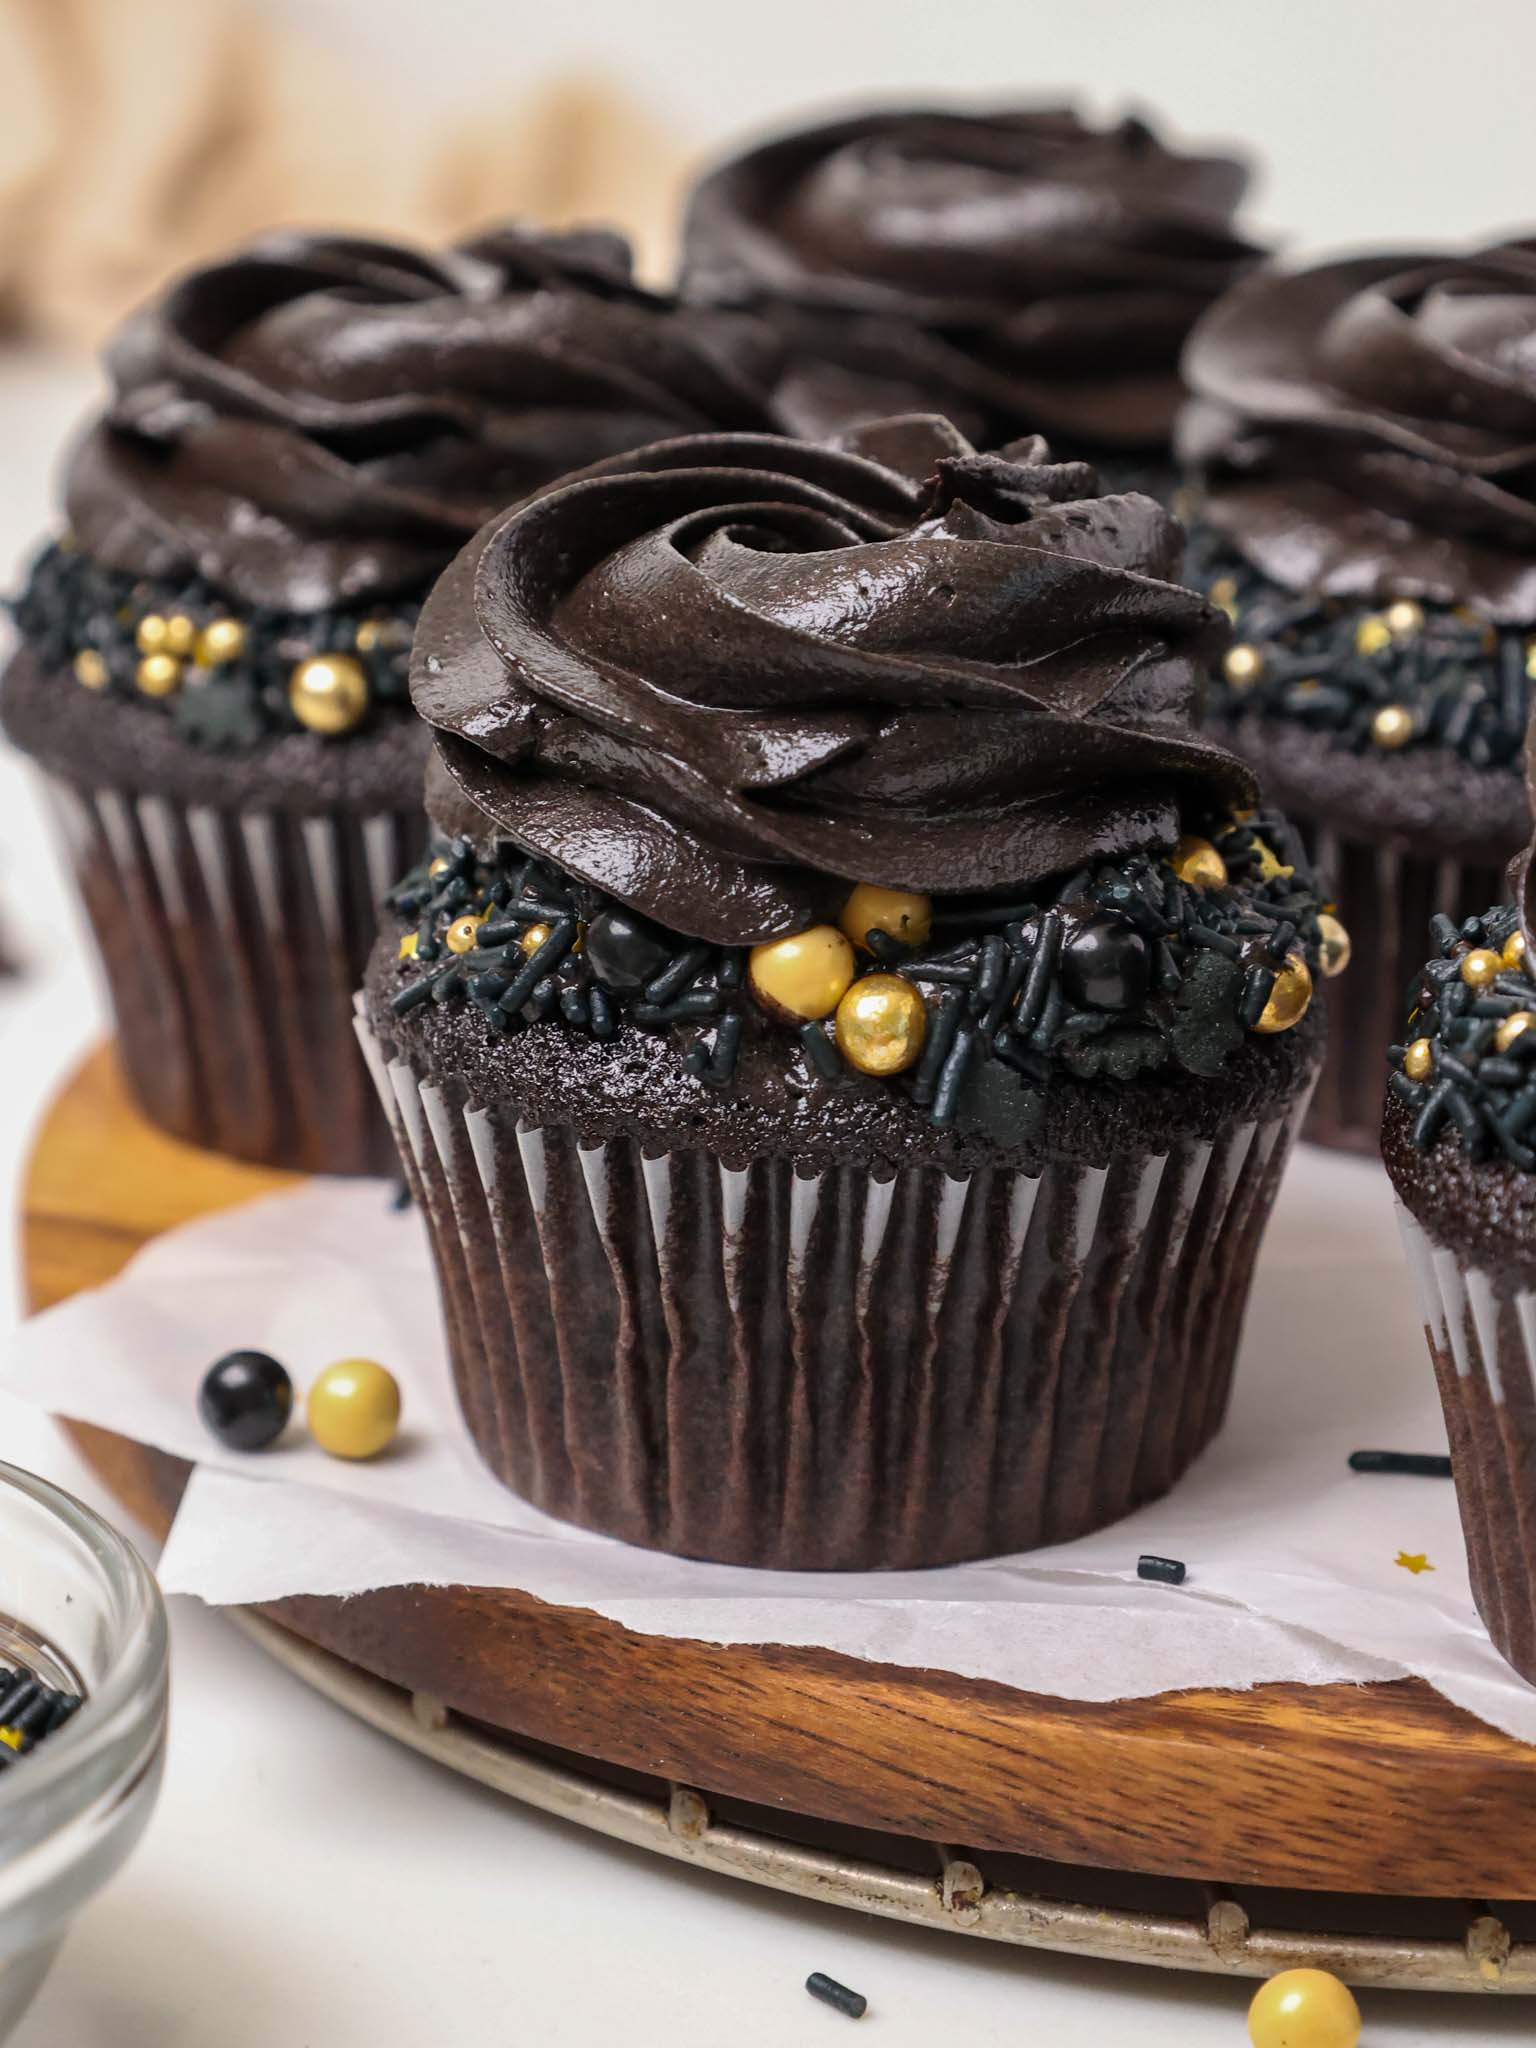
[
  {"left": 1300, "top": 820, "right": 1510, "bottom": 1158},
  {"left": 361, "top": 1002, "right": 1311, "bottom": 1570},
  {"left": 1398, "top": 1208, "right": 1536, "bottom": 1686},
  {"left": 41, "top": 769, "right": 423, "bottom": 1175}
]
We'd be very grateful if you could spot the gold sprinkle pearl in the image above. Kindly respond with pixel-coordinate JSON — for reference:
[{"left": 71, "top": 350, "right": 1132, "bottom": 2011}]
[
  {"left": 1170, "top": 835, "right": 1228, "bottom": 891},
  {"left": 1370, "top": 703, "right": 1414, "bottom": 749},
  {"left": 307, "top": 1358, "right": 401, "bottom": 1461},
  {"left": 1385, "top": 598, "right": 1425, "bottom": 638},
  {"left": 445, "top": 914, "right": 484, "bottom": 955},
  {"left": 749, "top": 926, "right": 856, "bottom": 1021},
  {"left": 1316, "top": 912, "right": 1351, "bottom": 979},
  {"left": 428, "top": 856, "right": 450, "bottom": 878},
  {"left": 72, "top": 648, "right": 108, "bottom": 690},
  {"left": 1247, "top": 1968, "right": 1360, "bottom": 2048},
  {"left": 1460, "top": 947, "right": 1502, "bottom": 990},
  {"left": 195, "top": 617, "right": 246, "bottom": 667},
  {"left": 1254, "top": 952, "right": 1313, "bottom": 1034},
  {"left": 1403, "top": 1037, "right": 1434, "bottom": 1082},
  {"left": 289, "top": 653, "right": 369, "bottom": 736},
  {"left": 835, "top": 973, "right": 928, "bottom": 1076},
  {"left": 1504, "top": 929, "right": 1527, "bottom": 969},
  {"left": 1496, "top": 1011, "right": 1535, "bottom": 1053},
  {"left": 520, "top": 922, "right": 551, "bottom": 956},
  {"left": 1354, "top": 614, "right": 1392, "bottom": 656},
  {"left": 839, "top": 882, "right": 933, "bottom": 953},
  {"left": 1525, "top": 636, "right": 1536, "bottom": 682},
  {"left": 135, "top": 652, "right": 182, "bottom": 698},
  {"left": 1222, "top": 643, "right": 1264, "bottom": 689}
]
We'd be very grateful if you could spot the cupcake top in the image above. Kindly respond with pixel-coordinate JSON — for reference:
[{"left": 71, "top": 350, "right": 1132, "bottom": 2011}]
[
  {"left": 1383, "top": 727, "right": 1536, "bottom": 1265},
  {"left": 12, "top": 225, "right": 779, "bottom": 751},
  {"left": 387, "top": 417, "right": 1332, "bottom": 1132},
  {"left": 1183, "top": 239, "right": 1536, "bottom": 621},
  {"left": 413, "top": 415, "right": 1251, "bottom": 944},
  {"left": 1184, "top": 240, "right": 1536, "bottom": 791},
  {"left": 681, "top": 105, "right": 1264, "bottom": 449}
]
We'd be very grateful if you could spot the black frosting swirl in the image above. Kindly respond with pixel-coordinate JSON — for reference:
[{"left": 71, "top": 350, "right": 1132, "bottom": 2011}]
[
  {"left": 412, "top": 416, "right": 1252, "bottom": 945},
  {"left": 65, "top": 224, "right": 781, "bottom": 613},
  {"left": 681, "top": 106, "right": 1264, "bottom": 450},
  {"left": 1182, "top": 240, "right": 1536, "bottom": 620}
]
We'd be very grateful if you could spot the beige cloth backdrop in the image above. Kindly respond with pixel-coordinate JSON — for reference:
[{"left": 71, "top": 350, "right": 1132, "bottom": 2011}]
[{"left": 0, "top": 0, "right": 686, "bottom": 346}]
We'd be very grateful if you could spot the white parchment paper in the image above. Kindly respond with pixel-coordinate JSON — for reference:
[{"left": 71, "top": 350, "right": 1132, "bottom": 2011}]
[{"left": 6, "top": 1143, "right": 1533, "bottom": 1740}]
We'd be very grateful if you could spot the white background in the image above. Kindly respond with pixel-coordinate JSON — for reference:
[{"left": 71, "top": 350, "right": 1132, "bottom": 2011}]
[
  {"left": 4, "top": 4, "right": 1536, "bottom": 2027},
  {"left": 283, "top": 0, "right": 1536, "bottom": 255}
]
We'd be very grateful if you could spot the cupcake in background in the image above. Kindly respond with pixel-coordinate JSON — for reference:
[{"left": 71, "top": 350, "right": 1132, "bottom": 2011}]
[
  {"left": 1386, "top": 725, "right": 1536, "bottom": 1686},
  {"left": 3, "top": 225, "right": 780, "bottom": 1174},
  {"left": 362, "top": 417, "right": 1328, "bottom": 1570},
  {"left": 681, "top": 104, "right": 1266, "bottom": 490},
  {"left": 1180, "top": 238, "right": 1536, "bottom": 1154}
]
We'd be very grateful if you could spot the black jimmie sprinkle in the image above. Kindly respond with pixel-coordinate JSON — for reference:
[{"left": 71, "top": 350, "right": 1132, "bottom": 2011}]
[
  {"left": 806, "top": 1973, "right": 867, "bottom": 2020},
  {"left": 0, "top": 1662, "right": 82, "bottom": 1765},
  {"left": 1138, "top": 1555, "right": 1187, "bottom": 1586},
  {"left": 1349, "top": 1450, "right": 1454, "bottom": 1478}
]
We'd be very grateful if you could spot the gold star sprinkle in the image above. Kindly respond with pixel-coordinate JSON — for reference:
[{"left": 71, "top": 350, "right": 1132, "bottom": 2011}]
[
  {"left": 398, "top": 932, "right": 419, "bottom": 961},
  {"left": 1395, "top": 1551, "right": 1435, "bottom": 1576},
  {"left": 0, "top": 1726, "right": 21, "bottom": 1750}
]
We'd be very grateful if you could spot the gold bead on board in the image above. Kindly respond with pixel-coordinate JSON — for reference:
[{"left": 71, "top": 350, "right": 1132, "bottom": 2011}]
[
  {"left": 1222, "top": 643, "right": 1264, "bottom": 689},
  {"left": 307, "top": 1358, "right": 401, "bottom": 1461},
  {"left": 1460, "top": 947, "right": 1502, "bottom": 990},
  {"left": 839, "top": 882, "right": 933, "bottom": 953},
  {"left": 1370, "top": 703, "right": 1414, "bottom": 749},
  {"left": 1247, "top": 1967, "right": 1361, "bottom": 2048},
  {"left": 195, "top": 617, "right": 246, "bottom": 666},
  {"left": 1503, "top": 928, "right": 1527, "bottom": 970},
  {"left": 1354, "top": 614, "right": 1392, "bottom": 656},
  {"left": 289, "top": 653, "right": 369, "bottom": 735},
  {"left": 835, "top": 973, "right": 928, "bottom": 1076},
  {"left": 445, "top": 914, "right": 484, "bottom": 955},
  {"left": 1403, "top": 1037, "right": 1434, "bottom": 1082},
  {"left": 1496, "top": 1011, "right": 1535, "bottom": 1053},
  {"left": 135, "top": 652, "right": 182, "bottom": 698},
  {"left": 163, "top": 613, "right": 197, "bottom": 657},
  {"left": 135, "top": 613, "right": 169, "bottom": 655},
  {"left": 1254, "top": 952, "right": 1312, "bottom": 1033},
  {"left": 72, "top": 648, "right": 108, "bottom": 690},
  {"left": 1170, "top": 835, "right": 1228, "bottom": 891},
  {"left": 1384, "top": 598, "right": 1425, "bottom": 638},
  {"left": 1316, "top": 912, "right": 1351, "bottom": 979},
  {"left": 748, "top": 926, "right": 856, "bottom": 1021}
]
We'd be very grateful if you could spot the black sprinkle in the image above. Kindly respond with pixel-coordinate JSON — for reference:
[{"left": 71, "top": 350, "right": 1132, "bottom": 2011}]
[
  {"left": 1349, "top": 1449, "right": 1453, "bottom": 1478},
  {"left": 799, "top": 1020, "right": 842, "bottom": 1081},
  {"left": 1137, "top": 1555, "right": 1187, "bottom": 1586},
  {"left": 806, "top": 1975, "right": 866, "bottom": 2020}
]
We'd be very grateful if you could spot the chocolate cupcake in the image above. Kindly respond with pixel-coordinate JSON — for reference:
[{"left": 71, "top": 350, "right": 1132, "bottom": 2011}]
[
  {"left": 681, "top": 105, "right": 1266, "bottom": 489},
  {"left": 1181, "top": 239, "right": 1536, "bottom": 1154},
  {"left": 360, "top": 416, "right": 1328, "bottom": 1569},
  {"left": 4, "top": 226, "right": 778, "bottom": 1173},
  {"left": 1385, "top": 729, "right": 1536, "bottom": 1683}
]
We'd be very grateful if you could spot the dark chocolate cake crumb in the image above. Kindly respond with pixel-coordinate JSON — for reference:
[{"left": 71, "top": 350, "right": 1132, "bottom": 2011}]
[
  {"left": 1187, "top": 527, "right": 1531, "bottom": 773},
  {"left": 383, "top": 808, "right": 1332, "bottom": 1130},
  {"left": 12, "top": 539, "right": 418, "bottom": 750},
  {"left": 1386, "top": 904, "right": 1536, "bottom": 1168}
]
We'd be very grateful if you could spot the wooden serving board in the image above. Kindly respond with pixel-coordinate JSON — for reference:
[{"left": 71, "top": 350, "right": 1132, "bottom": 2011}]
[{"left": 26, "top": 1047, "right": 1536, "bottom": 1901}]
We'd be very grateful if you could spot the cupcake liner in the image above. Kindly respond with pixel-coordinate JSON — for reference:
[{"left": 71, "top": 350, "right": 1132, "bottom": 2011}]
[
  {"left": 360, "top": 1004, "right": 1309, "bottom": 1569},
  {"left": 1302, "top": 821, "right": 1509, "bottom": 1157},
  {"left": 41, "top": 769, "right": 422, "bottom": 1174},
  {"left": 1397, "top": 1208, "right": 1536, "bottom": 1684}
]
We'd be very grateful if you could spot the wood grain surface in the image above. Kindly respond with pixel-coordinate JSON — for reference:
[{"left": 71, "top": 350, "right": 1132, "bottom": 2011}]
[{"left": 26, "top": 1047, "right": 1536, "bottom": 1898}]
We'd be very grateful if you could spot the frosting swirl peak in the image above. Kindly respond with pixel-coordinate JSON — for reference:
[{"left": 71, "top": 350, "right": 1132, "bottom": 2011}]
[
  {"left": 1182, "top": 239, "right": 1536, "bottom": 620},
  {"left": 682, "top": 105, "right": 1264, "bottom": 449},
  {"left": 414, "top": 417, "right": 1252, "bottom": 944},
  {"left": 65, "top": 224, "right": 780, "bottom": 613}
]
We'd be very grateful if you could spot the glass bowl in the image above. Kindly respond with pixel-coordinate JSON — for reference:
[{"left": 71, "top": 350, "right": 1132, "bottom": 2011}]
[{"left": 0, "top": 1461, "right": 168, "bottom": 2039}]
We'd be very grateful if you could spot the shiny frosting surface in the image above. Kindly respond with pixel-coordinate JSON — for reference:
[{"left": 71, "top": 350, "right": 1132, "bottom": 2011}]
[
  {"left": 1183, "top": 240, "right": 1536, "bottom": 619},
  {"left": 682, "top": 105, "right": 1263, "bottom": 448},
  {"left": 413, "top": 415, "right": 1252, "bottom": 945},
  {"left": 66, "top": 225, "right": 780, "bottom": 612}
]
